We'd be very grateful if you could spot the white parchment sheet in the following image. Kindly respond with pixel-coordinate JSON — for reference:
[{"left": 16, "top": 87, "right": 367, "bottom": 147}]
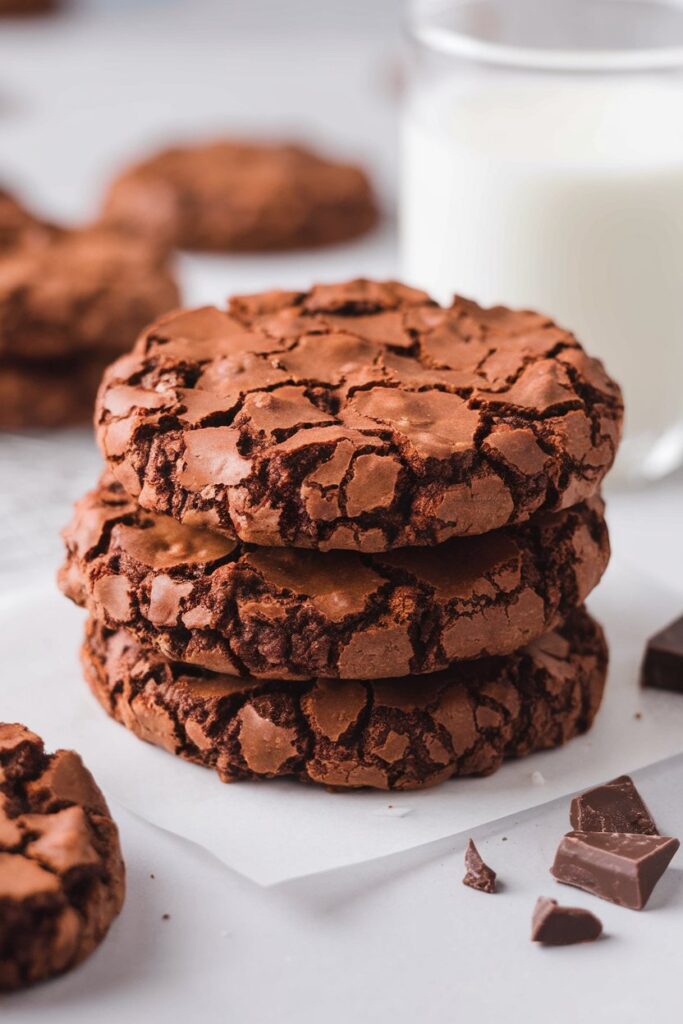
[{"left": 1, "top": 557, "right": 682, "bottom": 886}]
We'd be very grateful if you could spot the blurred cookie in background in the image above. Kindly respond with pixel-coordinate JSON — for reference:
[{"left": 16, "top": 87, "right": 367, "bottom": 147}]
[
  {"left": 0, "top": 355, "right": 112, "bottom": 429},
  {"left": 101, "top": 138, "right": 379, "bottom": 251},
  {"left": 0, "top": 186, "right": 55, "bottom": 254},
  {"left": 0, "top": 227, "right": 180, "bottom": 361},
  {"left": 0, "top": 222, "right": 180, "bottom": 429}
]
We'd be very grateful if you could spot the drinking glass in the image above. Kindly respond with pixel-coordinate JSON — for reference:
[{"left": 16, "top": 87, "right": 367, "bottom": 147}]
[{"left": 401, "top": 0, "right": 683, "bottom": 482}]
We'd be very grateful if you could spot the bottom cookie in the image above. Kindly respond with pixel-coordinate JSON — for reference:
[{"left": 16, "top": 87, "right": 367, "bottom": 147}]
[
  {"left": 0, "top": 356, "right": 109, "bottom": 429},
  {"left": 82, "top": 607, "right": 607, "bottom": 791},
  {"left": 0, "top": 724, "right": 125, "bottom": 991}
]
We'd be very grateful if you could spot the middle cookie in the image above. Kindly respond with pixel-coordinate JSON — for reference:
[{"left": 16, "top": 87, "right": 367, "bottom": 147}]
[{"left": 60, "top": 476, "right": 609, "bottom": 681}]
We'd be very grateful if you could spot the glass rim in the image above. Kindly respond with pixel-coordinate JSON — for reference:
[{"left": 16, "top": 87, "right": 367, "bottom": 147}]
[{"left": 409, "top": 0, "right": 683, "bottom": 72}]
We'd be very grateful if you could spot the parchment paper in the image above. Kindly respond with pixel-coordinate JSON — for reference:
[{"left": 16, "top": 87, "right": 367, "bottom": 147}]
[{"left": 2, "top": 557, "right": 682, "bottom": 886}]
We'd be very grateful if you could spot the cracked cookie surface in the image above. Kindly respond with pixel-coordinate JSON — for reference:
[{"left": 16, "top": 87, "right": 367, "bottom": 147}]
[
  {"left": 60, "top": 475, "right": 609, "bottom": 679},
  {"left": 101, "top": 140, "right": 378, "bottom": 251},
  {"left": 82, "top": 607, "right": 607, "bottom": 791},
  {"left": 96, "top": 280, "right": 623, "bottom": 552},
  {"left": 0, "top": 724, "right": 125, "bottom": 991}
]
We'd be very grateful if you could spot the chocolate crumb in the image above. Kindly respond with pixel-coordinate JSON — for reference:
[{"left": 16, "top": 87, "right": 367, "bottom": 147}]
[
  {"left": 162, "top": 913, "right": 170, "bottom": 921},
  {"left": 463, "top": 839, "right": 497, "bottom": 893}
]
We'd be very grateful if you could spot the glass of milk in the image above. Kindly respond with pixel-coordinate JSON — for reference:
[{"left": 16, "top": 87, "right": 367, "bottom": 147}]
[{"left": 401, "top": 0, "right": 683, "bottom": 482}]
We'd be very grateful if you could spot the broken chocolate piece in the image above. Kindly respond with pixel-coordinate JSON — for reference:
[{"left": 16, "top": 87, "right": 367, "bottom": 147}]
[
  {"left": 641, "top": 614, "right": 683, "bottom": 693},
  {"left": 551, "top": 831, "right": 680, "bottom": 910},
  {"left": 463, "top": 839, "right": 497, "bottom": 893},
  {"left": 531, "top": 897, "right": 602, "bottom": 945},
  {"left": 570, "top": 775, "right": 658, "bottom": 835}
]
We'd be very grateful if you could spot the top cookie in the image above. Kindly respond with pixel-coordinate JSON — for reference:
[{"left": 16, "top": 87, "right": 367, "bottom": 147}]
[
  {"left": 0, "top": 227, "right": 180, "bottom": 361},
  {"left": 101, "top": 139, "right": 378, "bottom": 252},
  {"left": 96, "top": 280, "right": 623, "bottom": 552}
]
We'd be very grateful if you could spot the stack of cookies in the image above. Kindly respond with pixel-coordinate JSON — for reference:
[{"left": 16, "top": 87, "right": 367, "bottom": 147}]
[{"left": 60, "top": 279, "right": 623, "bottom": 791}]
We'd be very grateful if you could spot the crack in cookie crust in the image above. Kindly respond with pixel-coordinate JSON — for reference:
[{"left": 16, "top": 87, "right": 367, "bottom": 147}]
[
  {"left": 82, "top": 607, "right": 608, "bottom": 791},
  {"left": 60, "top": 475, "right": 610, "bottom": 680},
  {"left": 96, "top": 280, "right": 623, "bottom": 551}
]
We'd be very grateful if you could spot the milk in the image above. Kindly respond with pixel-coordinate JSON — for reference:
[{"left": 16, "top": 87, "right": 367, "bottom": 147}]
[{"left": 401, "top": 79, "right": 683, "bottom": 477}]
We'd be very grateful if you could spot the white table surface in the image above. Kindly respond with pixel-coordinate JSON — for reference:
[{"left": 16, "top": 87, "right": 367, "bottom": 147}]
[{"left": 2, "top": 2, "right": 683, "bottom": 1020}]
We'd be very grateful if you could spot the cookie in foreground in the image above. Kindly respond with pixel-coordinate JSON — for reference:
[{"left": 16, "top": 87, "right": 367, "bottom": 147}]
[
  {"left": 81, "top": 606, "right": 607, "bottom": 791},
  {"left": 96, "top": 280, "right": 623, "bottom": 551},
  {"left": 0, "top": 724, "right": 125, "bottom": 991}
]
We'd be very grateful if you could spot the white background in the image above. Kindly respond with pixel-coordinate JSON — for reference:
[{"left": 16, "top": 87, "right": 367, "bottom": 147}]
[{"left": 2, "top": 1, "right": 683, "bottom": 1019}]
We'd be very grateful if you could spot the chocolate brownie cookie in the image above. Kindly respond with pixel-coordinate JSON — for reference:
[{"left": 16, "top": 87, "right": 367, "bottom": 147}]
[
  {"left": 0, "top": 188, "right": 54, "bottom": 254},
  {"left": 101, "top": 140, "right": 378, "bottom": 251},
  {"left": 0, "top": 355, "right": 111, "bottom": 429},
  {"left": 0, "top": 227, "right": 179, "bottom": 361},
  {"left": 81, "top": 607, "right": 607, "bottom": 790},
  {"left": 0, "top": 724, "right": 125, "bottom": 991},
  {"left": 96, "top": 281, "right": 623, "bottom": 551},
  {"left": 60, "top": 475, "right": 609, "bottom": 679}
]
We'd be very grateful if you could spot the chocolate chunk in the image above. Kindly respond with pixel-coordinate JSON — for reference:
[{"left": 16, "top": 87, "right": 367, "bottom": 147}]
[
  {"left": 531, "top": 897, "right": 602, "bottom": 945},
  {"left": 462, "top": 839, "right": 496, "bottom": 893},
  {"left": 551, "top": 831, "right": 680, "bottom": 910},
  {"left": 570, "top": 775, "right": 658, "bottom": 836},
  {"left": 641, "top": 614, "right": 683, "bottom": 693}
]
